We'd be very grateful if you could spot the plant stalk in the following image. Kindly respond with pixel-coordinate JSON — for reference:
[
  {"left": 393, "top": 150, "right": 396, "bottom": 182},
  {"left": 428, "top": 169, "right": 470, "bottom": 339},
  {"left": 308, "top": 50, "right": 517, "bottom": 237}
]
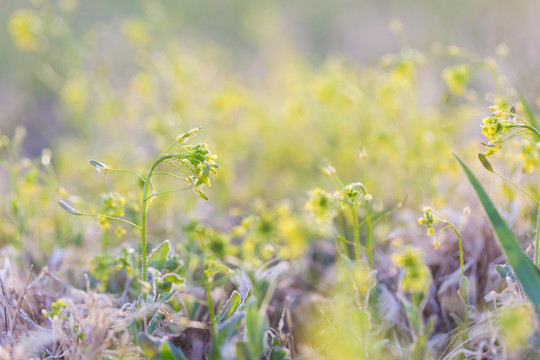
[
  {"left": 534, "top": 204, "right": 540, "bottom": 266},
  {"left": 351, "top": 206, "right": 360, "bottom": 263}
]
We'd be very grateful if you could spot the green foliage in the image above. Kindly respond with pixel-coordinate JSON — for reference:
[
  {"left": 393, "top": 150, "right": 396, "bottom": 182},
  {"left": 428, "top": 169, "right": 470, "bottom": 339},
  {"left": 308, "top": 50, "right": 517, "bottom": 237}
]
[
  {"left": 2, "top": 3, "right": 540, "bottom": 357},
  {"left": 455, "top": 155, "right": 540, "bottom": 315}
]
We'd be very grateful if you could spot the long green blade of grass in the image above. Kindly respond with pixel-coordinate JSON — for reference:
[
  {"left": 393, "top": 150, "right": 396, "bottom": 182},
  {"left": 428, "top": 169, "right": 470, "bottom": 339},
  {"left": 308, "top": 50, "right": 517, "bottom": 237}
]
[{"left": 454, "top": 154, "right": 540, "bottom": 315}]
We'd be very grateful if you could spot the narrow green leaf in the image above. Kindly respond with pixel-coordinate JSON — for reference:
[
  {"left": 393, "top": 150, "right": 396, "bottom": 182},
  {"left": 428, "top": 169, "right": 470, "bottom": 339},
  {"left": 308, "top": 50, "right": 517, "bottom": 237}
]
[
  {"left": 160, "top": 273, "right": 185, "bottom": 285},
  {"left": 58, "top": 200, "right": 82, "bottom": 215},
  {"left": 216, "top": 290, "right": 241, "bottom": 324},
  {"left": 477, "top": 153, "right": 494, "bottom": 172},
  {"left": 147, "top": 310, "right": 165, "bottom": 335},
  {"left": 458, "top": 275, "right": 469, "bottom": 306},
  {"left": 246, "top": 305, "right": 268, "bottom": 357},
  {"left": 455, "top": 154, "right": 540, "bottom": 314},
  {"left": 198, "top": 189, "right": 208, "bottom": 200}
]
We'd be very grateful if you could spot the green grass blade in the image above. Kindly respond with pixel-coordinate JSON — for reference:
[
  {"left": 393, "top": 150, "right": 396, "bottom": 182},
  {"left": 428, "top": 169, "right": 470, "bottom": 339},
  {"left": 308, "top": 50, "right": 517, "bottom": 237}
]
[{"left": 454, "top": 154, "right": 540, "bottom": 314}]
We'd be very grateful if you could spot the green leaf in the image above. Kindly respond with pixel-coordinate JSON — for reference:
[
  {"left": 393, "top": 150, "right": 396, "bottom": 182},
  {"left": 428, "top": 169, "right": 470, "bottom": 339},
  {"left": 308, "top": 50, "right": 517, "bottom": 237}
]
[
  {"left": 269, "top": 348, "right": 289, "bottom": 360},
  {"left": 495, "top": 264, "right": 515, "bottom": 280},
  {"left": 477, "top": 153, "right": 494, "bottom": 172},
  {"left": 158, "top": 340, "right": 187, "bottom": 360},
  {"left": 198, "top": 189, "right": 208, "bottom": 201},
  {"left": 216, "top": 290, "right": 241, "bottom": 324},
  {"left": 214, "top": 312, "right": 244, "bottom": 357},
  {"left": 148, "top": 240, "right": 172, "bottom": 269},
  {"left": 236, "top": 342, "right": 251, "bottom": 360},
  {"left": 147, "top": 310, "right": 165, "bottom": 335},
  {"left": 137, "top": 333, "right": 160, "bottom": 357},
  {"left": 160, "top": 273, "right": 185, "bottom": 285},
  {"left": 351, "top": 309, "right": 371, "bottom": 339},
  {"left": 458, "top": 275, "right": 469, "bottom": 306},
  {"left": 455, "top": 154, "right": 540, "bottom": 315},
  {"left": 245, "top": 305, "right": 268, "bottom": 357},
  {"left": 58, "top": 200, "right": 82, "bottom": 215}
]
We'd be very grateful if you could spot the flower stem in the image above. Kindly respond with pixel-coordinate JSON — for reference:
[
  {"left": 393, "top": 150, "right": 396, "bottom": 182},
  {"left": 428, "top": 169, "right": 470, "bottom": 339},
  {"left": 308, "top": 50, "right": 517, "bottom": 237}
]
[
  {"left": 350, "top": 205, "right": 360, "bottom": 263},
  {"left": 365, "top": 201, "right": 373, "bottom": 268},
  {"left": 445, "top": 221, "right": 464, "bottom": 277},
  {"left": 205, "top": 274, "right": 218, "bottom": 359},
  {"left": 534, "top": 204, "right": 540, "bottom": 266},
  {"left": 140, "top": 152, "right": 179, "bottom": 299}
]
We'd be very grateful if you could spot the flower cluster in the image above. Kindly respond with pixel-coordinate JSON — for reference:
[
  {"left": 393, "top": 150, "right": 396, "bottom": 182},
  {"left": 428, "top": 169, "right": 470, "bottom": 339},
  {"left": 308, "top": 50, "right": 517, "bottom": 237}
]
[
  {"left": 442, "top": 64, "right": 471, "bottom": 97},
  {"left": 42, "top": 299, "right": 67, "bottom": 320},
  {"left": 97, "top": 192, "right": 126, "bottom": 230},
  {"left": 177, "top": 142, "right": 219, "bottom": 200},
  {"left": 340, "top": 182, "right": 370, "bottom": 208},
  {"left": 392, "top": 246, "right": 431, "bottom": 293},
  {"left": 176, "top": 127, "right": 201, "bottom": 144},
  {"left": 520, "top": 142, "right": 540, "bottom": 173},
  {"left": 8, "top": 9, "right": 44, "bottom": 52},
  {"left": 305, "top": 188, "right": 337, "bottom": 224},
  {"left": 480, "top": 105, "right": 517, "bottom": 156},
  {"left": 417, "top": 207, "right": 437, "bottom": 237}
]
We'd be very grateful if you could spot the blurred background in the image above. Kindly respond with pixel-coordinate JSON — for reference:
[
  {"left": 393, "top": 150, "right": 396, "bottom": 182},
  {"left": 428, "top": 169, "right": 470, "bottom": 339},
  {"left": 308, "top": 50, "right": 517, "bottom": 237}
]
[{"left": 0, "top": 0, "right": 538, "bottom": 262}]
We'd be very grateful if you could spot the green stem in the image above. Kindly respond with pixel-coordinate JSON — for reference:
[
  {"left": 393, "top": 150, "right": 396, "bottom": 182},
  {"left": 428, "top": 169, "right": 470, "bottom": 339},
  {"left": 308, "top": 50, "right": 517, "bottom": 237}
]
[
  {"left": 106, "top": 168, "right": 146, "bottom": 182},
  {"left": 140, "top": 153, "right": 180, "bottom": 298},
  {"left": 350, "top": 206, "right": 360, "bottom": 263},
  {"left": 534, "top": 205, "right": 540, "bottom": 266},
  {"left": 163, "top": 160, "right": 193, "bottom": 179},
  {"left": 445, "top": 222, "right": 464, "bottom": 277},
  {"left": 204, "top": 275, "right": 218, "bottom": 358},
  {"left": 365, "top": 201, "right": 373, "bottom": 268},
  {"left": 145, "top": 185, "right": 197, "bottom": 201},
  {"left": 81, "top": 213, "right": 142, "bottom": 230},
  {"left": 151, "top": 172, "right": 187, "bottom": 181},
  {"left": 514, "top": 124, "right": 540, "bottom": 138},
  {"left": 493, "top": 170, "right": 539, "bottom": 205},
  {"left": 361, "top": 156, "right": 373, "bottom": 268}
]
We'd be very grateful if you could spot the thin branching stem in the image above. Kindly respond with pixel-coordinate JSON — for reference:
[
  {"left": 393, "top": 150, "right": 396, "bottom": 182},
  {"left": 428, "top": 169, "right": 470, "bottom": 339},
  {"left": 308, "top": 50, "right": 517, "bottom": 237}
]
[
  {"left": 105, "top": 168, "right": 146, "bottom": 182},
  {"left": 151, "top": 171, "right": 187, "bottom": 181},
  {"left": 492, "top": 170, "right": 539, "bottom": 205},
  {"left": 80, "top": 213, "right": 142, "bottom": 230},
  {"left": 144, "top": 185, "right": 197, "bottom": 201},
  {"left": 141, "top": 152, "right": 180, "bottom": 295}
]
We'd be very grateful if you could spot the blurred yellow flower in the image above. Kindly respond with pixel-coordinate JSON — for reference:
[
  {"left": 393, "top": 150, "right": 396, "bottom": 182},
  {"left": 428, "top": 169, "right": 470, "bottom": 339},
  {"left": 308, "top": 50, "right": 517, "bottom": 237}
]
[
  {"left": 61, "top": 76, "right": 88, "bottom": 113},
  {"left": 122, "top": 19, "right": 150, "bottom": 47},
  {"left": 8, "top": 9, "right": 44, "bottom": 52},
  {"left": 392, "top": 246, "right": 431, "bottom": 293}
]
